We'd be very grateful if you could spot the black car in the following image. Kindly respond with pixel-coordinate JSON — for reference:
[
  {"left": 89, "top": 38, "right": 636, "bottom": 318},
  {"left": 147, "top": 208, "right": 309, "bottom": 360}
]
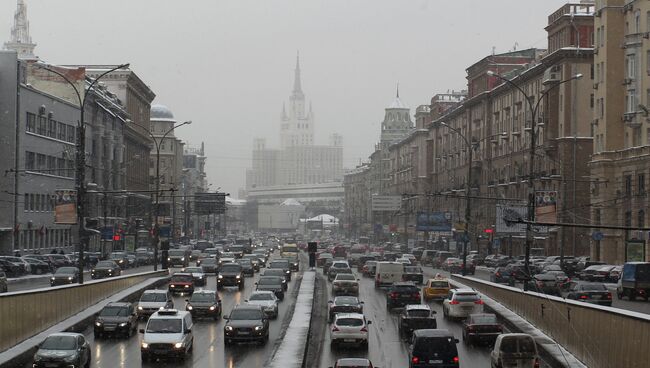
[
  {"left": 387, "top": 282, "right": 421, "bottom": 311},
  {"left": 186, "top": 290, "right": 222, "bottom": 319},
  {"left": 462, "top": 313, "right": 502, "bottom": 345},
  {"left": 526, "top": 273, "right": 562, "bottom": 296},
  {"left": 224, "top": 304, "right": 270, "bottom": 345},
  {"left": 199, "top": 258, "right": 218, "bottom": 274},
  {"left": 218, "top": 263, "right": 244, "bottom": 290},
  {"left": 182, "top": 266, "right": 207, "bottom": 286},
  {"left": 268, "top": 259, "right": 292, "bottom": 281},
  {"left": 91, "top": 260, "right": 122, "bottom": 279},
  {"left": 490, "top": 267, "right": 515, "bottom": 286},
  {"left": 328, "top": 296, "right": 364, "bottom": 323},
  {"left": 262, "top": 269, "right": 289, "bottom": 290},
  {"left": 50, "top": 267, "right": 80, "bottom": 286},
  {"left": 109, "top": 252, "right": 129, "bottom": 269},
  {"left": 22, "top": 257, "right": 52, "bottom": 274},
  {"left": 403, "top": 266, "right": 424, "bottom": 284},
  {"left": 408, "top": 329, "right": 459, "bottom": 368},
  {"left": 32, "top": 333, "right": 91, "bottom": 368},
  {"left": 398, "top": 304, "right": 437, "bottom": 340},
  {"left": 0, "top": 258, "right": 23, "bottom": 277},
  {"left": 94, "top": 302, "right": 138, "bottom": 338},
  {"left": 256, "top": 276, "right": 285, "bottom": 301},
  {"left": 567, "top": 282, "right": 613, "bottom": 306},
  {"left": 241, "top": 255, "right": 261, "bottom": 272},
  {"left": 237, "top": 259, "right": 255, "bottom": 277}
]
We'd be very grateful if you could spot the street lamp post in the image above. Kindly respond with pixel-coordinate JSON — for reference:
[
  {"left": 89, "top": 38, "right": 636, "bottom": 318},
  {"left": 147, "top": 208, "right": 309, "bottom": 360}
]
[
  {"left": 434, "top": 122, "right": 506, "bottom": 276},
  {"left": 33, "top": 63, "right": 129, "bottom": 284},
  {"left": 148, "top": 121, "right": 191, "bottom": 271},
  {"left": 487, "top": 70, "right": 582, "bottom": 290}
]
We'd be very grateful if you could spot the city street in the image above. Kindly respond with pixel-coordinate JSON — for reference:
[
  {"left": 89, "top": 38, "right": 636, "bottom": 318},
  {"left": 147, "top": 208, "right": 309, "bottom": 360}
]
[{"left": 21, "top": 265, "right": 303, "bottom": 368}]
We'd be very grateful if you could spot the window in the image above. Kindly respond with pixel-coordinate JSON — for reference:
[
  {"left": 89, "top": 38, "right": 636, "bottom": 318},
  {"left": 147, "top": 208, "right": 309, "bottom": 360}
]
[
  {"left": 639, "top": 210, "right": 646, "bottom": 229},
  {"left": 26, "top": 112, "right": 36, "bottom": 132},
  {"left": 625, "top": 175, "right": 633, "bottom": 197},
  {"left": 627, "top": 55, "right": 636, "bottom": 79},
  {"left": 48, "top": 156, "right": 56, "bottom": 173},
  {"left": 57, "top": 158, "right": 65, "bottom": 176},
  {"left": 37, "top": 116, "right": 47, "bottom": 135},
  {"left": 626, "top": 90, "right": 637, "bottom": 113},
  {"left": 590, "top": 94, "right": 594, "bottom": 109},
  {"left": 639, "top": 173, "right": 646, "bottom": 195},
  {"left": 25, "top": 151, "right": 35, "bottom": 170},
  {"left": 36, "top": 154, "right": 46, "bottom": 173},
  {"left": 48, "top": 119, "right": 56, "bottom": 138},
  {"left": 67, "top": 126, "right": 76, "bottom": 143},
  {"left": 57, "top": 122, "right": 66, "bottom": 140},
  {"left": 23, "top": 193, "right": 28, "bottom": 212},
  {"left": 34, "top": 193, "right": 40, "bottom": 211}
]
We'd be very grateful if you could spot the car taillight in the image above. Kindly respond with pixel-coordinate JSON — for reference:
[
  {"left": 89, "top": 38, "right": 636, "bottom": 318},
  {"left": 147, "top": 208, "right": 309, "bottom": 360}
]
[
  {"left": 453, "top": 356, "right": 459, "bottom": 364},
  {"left": 606, "top": 293, "right": 612, "bottom": 299},
  {"left": 360, "top": 326, "right": 368, "bottom": 332},
  {"left": 474, "top": 299, "right": 483, "bottom": 305},
  {"left": 414, "top": 293, "right": 420, "bottom": 298},
  {"left": 411, "top": 356, "right": 420, "bottom": 364},
  {"left": 579, "top": 295, "right": 588, "bottom": 299},
  {"left": 332, "top": 326, "right": 339, "bottom": 332},
  {"left": 495, "top": 272, "right": 501, "bottom": 277},
  {"left": 534, "top": 358, "right": 540, "bottom": 368},
  {"left": 390, "top": 292, "right": 398, "bottom": 299},
  {"left": 450, "top": 300, "right": 460, "bottom": 305}
]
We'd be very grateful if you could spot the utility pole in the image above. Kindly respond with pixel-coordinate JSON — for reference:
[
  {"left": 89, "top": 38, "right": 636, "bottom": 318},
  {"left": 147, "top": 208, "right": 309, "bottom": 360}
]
[{"left": 102, "top": 192, "right": 107, "bottom": 257}]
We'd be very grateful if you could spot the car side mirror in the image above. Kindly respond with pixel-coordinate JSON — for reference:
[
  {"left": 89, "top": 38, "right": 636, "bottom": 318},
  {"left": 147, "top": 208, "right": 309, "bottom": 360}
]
[
  {"left": 431, "top": 311, "right": 437, "bottom": 314},
  {"left": 139, "top": 329, "right": 145, "bottom": 334},
  {"left": 360, "top": 301, "right": 364, "bottom": 304},
  {"left": 254, "top": 282, "right": 258, "bottom": 285},
  {"left": 185, "top": 299, "right": 189, "bottom": 302},
  {"left": 223, "top": 316, "right": 229, "bottom": 320},
  {"left": 244, "top": 299, "right": 248, "bottom": 302},
  {"left": 327, "top": 300, "right": 333, "bottom": 303},
  {"left": 454, "top": 338, "right": 460, "bottom": 343},
  {"left": 367, "top": 320, "right": 372, "bottom": 325}
]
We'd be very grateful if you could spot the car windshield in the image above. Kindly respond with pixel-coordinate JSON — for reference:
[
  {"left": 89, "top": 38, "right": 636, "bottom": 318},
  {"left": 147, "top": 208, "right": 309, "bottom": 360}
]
[
  {"left": 334, "top": 297, "right": 359, "bottom": 305},
  {"left": 99, "top": 306, "right": 129, "bottom": 317},
  {"left": 96, "top": 261, "right": 114, "bottom": 267},
  {"left": 282, "top": 245, "right": 298, "bottom": 253},
  {"left": 109, "top": 254, "right": 124, "bottom": 259},
  {"left": 221, "top": 264, "right": 241, "bottom": 272},
  {"left": 336, "top": 318, "right": 363, "bottom": 327},
  {"left": 169, "top": 250, "right": 185, "bottom": 256},
  {"left": 501, "top": 337, "right": 536, "bottom": 353},
  {"left": 404, "top": 266, "right": 422, "bottom": 273},
  {"left": 414, "top": 337, "right": 455, "bottom": 354},
  {"left": 580, "top": 283, "right": 607, "bottom": 291},
  {"left": 55, "top": 267, "right": 76, "bottom": 274},
  {"left": 332, "top": 263, "right": 348, "bottom": 268},
  {"left": 264, "top": 270, "right": 283, "bottom": 276},
  {"left": 171, "top": 275, "right": 192, "bottom": 283},
  {"left": 250, "top": 293, "right": 274, "bottom": 301},
  {"left": 407, "top": 309, "right": 430, "bottom": 318},
  {"left": 270, "top": 261, "right": 288, "bottom": 268},
  {"left": 258, "top": 277, "right": 280, "bottom": 285},
  {"left": 454, "top": 293, "right": 479, "bottom": 302},
  {"left": 190, "top": 293, "right": 215, "bottom": 302},
  {"left": 471, "top": 314, "right": 498, "bottom": 324},
  {"left": 230, "top": 309, "right": 263, "bottom": 320},
  {"left": 146, "top": 318, "right": 182, "bottom": 333},
  {"left": 336, "top": 274, "right": 355, "bottom": 281},
  {"left": 429, "top": 281, "right": 448, "bottom": 288},
  {"left": 140, "top": 293, "right": 167, "bottom": 302},
  {"left": 221, "top": 252, "right": 236, "bottom": 258},
  {"left": 40, "top": 335, "right": 76, "bottom": 350},
  {"left": 185, "top": 267, "right": 202, "bottom": 273},
  {"left": 202, "top": 259, "right": 217, "bottom": 265}
]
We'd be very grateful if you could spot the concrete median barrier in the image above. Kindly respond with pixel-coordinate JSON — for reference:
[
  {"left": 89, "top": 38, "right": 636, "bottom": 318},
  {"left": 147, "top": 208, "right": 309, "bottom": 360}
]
[
  {"left": 452, "top": 274, "right": 650, "bottom": 368},
  {"left": 0, "top": 270, "right": 168, "bottom": 352}
]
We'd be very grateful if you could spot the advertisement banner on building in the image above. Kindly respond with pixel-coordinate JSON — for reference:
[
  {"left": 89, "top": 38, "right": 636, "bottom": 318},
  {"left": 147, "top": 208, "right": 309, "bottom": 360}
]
[
  {"left": 416, "top": 212, "right": 452, "bottom": 232},
  {"left": 496, "top": 204, "right": 527, "bottom": 234},
  {"left": 535, "top": 191, "right": 557, "bottom": 226},
  {"left": 626, "top": 240, "right": 646, "bottom": 262},
  {"left": 371, "top": 195, "right": 402, "bottom": 212},
  {"left": 54, "top": 190, "right": 77, "bottom": 224}
]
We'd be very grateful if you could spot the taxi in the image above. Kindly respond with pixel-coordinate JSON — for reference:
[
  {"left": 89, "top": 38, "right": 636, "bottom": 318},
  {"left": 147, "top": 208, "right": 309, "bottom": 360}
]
[{"left": 422, "top": 275, "right": 451, "bottom": 301}]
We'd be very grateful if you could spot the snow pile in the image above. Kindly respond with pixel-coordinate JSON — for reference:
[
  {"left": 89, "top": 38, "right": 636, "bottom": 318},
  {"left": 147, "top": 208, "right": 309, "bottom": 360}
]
[{"left": 268, "top": 271, "right": 315, "bottom": 368}]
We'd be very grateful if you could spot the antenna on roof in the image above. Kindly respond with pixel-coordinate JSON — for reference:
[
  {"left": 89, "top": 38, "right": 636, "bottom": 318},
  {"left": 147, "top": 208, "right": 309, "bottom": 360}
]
[{"left": 492, "top": 46, "right": 496, "bottom": 55}]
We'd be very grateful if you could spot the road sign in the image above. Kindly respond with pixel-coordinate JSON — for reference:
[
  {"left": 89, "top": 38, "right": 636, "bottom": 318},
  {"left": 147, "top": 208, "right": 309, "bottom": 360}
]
[
  {"left": 371, "top": 195, "right": 402, "bottom": 212},
  {"left": 100, "top": 227, "right": 114, "bottom": 240},
  {"left": 592, "top": 231, "right": 604, "bottom": 241}
]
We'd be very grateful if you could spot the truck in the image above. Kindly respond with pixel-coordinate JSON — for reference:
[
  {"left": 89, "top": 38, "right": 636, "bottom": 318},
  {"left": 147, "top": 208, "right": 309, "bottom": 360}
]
[{"left": 616, "top": 262, "right": 650, "bottom": 301}]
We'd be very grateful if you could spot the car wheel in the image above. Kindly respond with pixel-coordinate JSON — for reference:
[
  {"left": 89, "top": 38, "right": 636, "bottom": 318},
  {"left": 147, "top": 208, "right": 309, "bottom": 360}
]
[
  {"left": 629, "top": 291, "right": 636, "bottom": 301},
  {"left": 141, "top": 353, "right": 149, "bottom": 362},
  {"left": 84, "top": 352, "right": 91, "bottom": 368},
  {"left": 189, "top": 339, "right": 194, "bottom": 352}
]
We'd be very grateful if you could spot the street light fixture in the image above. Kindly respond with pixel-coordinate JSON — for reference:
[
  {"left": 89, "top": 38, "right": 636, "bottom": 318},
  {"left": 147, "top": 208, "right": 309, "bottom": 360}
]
[
  {"left": 148, "top": 120, "right": 191, "bottom": 271},
  {"left": 487, "top": 70, "right": 583, "bottom": 290}
]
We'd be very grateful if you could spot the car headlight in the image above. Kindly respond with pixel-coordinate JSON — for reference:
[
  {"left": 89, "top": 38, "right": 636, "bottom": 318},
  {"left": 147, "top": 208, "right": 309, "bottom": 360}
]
[
  {"left": 236, "top": 275, "right": 241, "bottom": 279},
  {"left": 209, "top": 305, "right": 216, "bottom": 311},
  {"left": 174, "top": 342, "right": 183, "bottom": 349},
  {"left": 254, "top": 325, "right": 263, "bottom": 331},
  {"left": 181, "top": 257, "right": 185, "bottom": 261},
  {"left": 218, "top": 275, "right": 223, "bottom": 279},
  {"left": 50, "top": 277, "right": 55, "bottom": 281},
  {"left": 225, "top": 326, "right": 233, "bottom": 331},
  {"left": 171, "top": 285, "right": 176, "bottom": 288},
  {"left": 198, "top": 276, "right": 203, "bottom": 279},
  {"left": 95, "top": 322, "right": 102, "bottom": 327},
  {"left": 285, "top": 270, "right": 290, "bottom": 274},
  {"left": 108, "top": 270, "right": 112, "bottom": 273},
  {"left": 67, "top": 277, "right": 73, "bottom": 281},
  {"left": 187, "top": 305, "right": 193, "bottom": 310},
  {"left": 138, "top": 306, "right": 143, "bottom": 310},
  {"left": 119, "top": 322, "right": 127, "bottom": 327},
  {"left": 184, "top": 285, "right": 189, "bottom": 288},
  {"left": 141, "top": 342, "right": 149, "bottom": 349}
]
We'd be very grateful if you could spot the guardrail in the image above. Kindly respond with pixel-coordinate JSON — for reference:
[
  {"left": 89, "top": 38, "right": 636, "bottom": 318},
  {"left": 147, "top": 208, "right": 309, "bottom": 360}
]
[
  {"left": 0, "top": 270, "right": 168, "bottom": 352},
  {"left": 452, "top": 275, "right": 650, "bottom": 368}
]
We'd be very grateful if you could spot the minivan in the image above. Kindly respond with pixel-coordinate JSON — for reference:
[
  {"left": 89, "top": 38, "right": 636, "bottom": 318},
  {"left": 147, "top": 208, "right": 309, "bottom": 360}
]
[
  {"left": 140, "top": 309, "right": 194, "bottom": 361},
  {"left": 490, "top": 333, "right": 539, "bottom": 368},
  {"left": 375, "top": 261, "right": 405, "bottom": 288},
  {"left": 408, "top": 329, "right": 459, "bottom": 367}
]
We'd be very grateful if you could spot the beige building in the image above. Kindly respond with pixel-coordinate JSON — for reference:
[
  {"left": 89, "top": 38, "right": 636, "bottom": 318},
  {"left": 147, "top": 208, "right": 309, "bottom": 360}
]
[{"left": 590, "top": 0, "right": 650, "bottom": 264}]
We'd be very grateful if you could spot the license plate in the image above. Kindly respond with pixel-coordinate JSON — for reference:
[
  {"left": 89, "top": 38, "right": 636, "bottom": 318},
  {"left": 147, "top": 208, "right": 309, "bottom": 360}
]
[
  {"left": 592, "top": 295, "right": 602, "bottom": 299},
  {"left": 154, "top": 349, "right": 167, "bottom": 354},
  {"left": 344, "top": 339, "right": 356, "bottom": 343},
  {"left": 238, "top": 331, "right": 250, "bottom": 335},
  {"left": 429, "top": 360, "right": 443, "bottom": 364},
  {"left": 45, "top": 364, "right": 58, "bottom": 368}
]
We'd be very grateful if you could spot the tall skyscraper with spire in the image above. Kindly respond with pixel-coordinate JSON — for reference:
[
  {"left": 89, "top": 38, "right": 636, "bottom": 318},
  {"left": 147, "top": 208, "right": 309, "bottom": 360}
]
[
  {"left": 4, "top": 0, "right": 38, "bottom": 60},
  {"left": 280, "top": 52, "right": 314, "bottom": 149}
]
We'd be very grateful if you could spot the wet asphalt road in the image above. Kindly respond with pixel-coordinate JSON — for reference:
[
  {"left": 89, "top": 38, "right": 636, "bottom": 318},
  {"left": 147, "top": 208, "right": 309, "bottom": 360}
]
[
  {"left": 317, "top": 266, "right": 494, "bottom": 368},
  {"left": 23, "top": 258, "right": 302, "bottom": 368}
]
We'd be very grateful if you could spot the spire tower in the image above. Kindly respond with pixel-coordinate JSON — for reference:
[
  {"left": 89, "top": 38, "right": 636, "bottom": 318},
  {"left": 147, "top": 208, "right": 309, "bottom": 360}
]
[
  {"left": 4, "top": 0, "right": 38, "bottom": 60},
  {"left": 292, "top": 51, "right": 303, "bottom": 97}
]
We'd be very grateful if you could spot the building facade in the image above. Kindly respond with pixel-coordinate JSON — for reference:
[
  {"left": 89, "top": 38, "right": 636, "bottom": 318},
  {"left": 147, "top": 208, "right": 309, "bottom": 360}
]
[{"left": 182, "top": 144, "right": 208, "bottom": 238}]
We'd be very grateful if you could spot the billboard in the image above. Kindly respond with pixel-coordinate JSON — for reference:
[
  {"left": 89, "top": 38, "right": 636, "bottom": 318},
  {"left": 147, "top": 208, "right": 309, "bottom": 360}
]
[
  {"left": 54, "top": 190, "right": 77, "bottom": 224},
  {"left": 416, "top": 212, "right": 452, "bottom": 232},
  {"left": 371, "top": 195, "right": 402, "bottom": 212},
  {"left": 195, "top": 192, "right": 226, "bottom": 215},
  {"left": 496, "top": 204, "right": 527, "bottom": 234},
  {"left": 626, "top": 240, "right": 646, "bottom": 262},
  {"left": 535, "top": 191, "right": 557, "bottom": 226}
]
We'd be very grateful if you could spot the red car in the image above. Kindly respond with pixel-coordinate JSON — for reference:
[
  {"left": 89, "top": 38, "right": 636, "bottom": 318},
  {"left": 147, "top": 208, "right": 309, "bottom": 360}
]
[{"left": 168, "top": 273, "right": 194, "bottom": 294}]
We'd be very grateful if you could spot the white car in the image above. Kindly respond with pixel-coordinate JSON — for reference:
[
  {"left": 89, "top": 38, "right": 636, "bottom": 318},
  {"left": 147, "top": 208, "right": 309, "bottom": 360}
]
[
  {"left": 246, "top": 291, "right": 279, "bottom": 319},
  {"left": 140, "top": 309, "right": 194, "bottom": 361},
  {"left": 442, "top": 289, "right": 484, "bottom": 319},
  {"left": 490, "top": 333, "right": 540, "bottom": 368},
  {"left": 395, "top": 258, "right": 412, "bottom": 265},
  {"left": 137, "top": 290, "right": 173, "bottom": 318},
  {"left": 332, "top": 273, "right": 360, "bottom": 296},
  {"left": 402, "top": 254, "right": 417, "bottom": 264},
  {"left": 330, "top": 313, "right": 371, "bottom": 349}
]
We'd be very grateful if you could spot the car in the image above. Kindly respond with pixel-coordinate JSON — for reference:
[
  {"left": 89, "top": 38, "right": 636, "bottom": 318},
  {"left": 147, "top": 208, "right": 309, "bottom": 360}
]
[
  {"left": 167, "top": 249, "right": 190, "bottom": 268},
  {"left": 433, "top": 251, "right": 455, "bottom": 268},
  {"left": 490, "top": 267, "right": 516, "bottom": 286},
  {"left": 329, "top": 358, "right": 375, "bottom": 368},
  {"left": 420, "top": 250, "right": 437, "bottom": 266},
  {"left": 330, "top": 313, "right": 371, "bottom": 349},
  {"left": 462, "top": 313, "right": 503, "bottom": 345},
  {"left": 323, "top": 258, "right": 336, "bottom": 274},
  {"left": 386, "top": 282, "right": 421, "bottom": 311},
  {"left": 32, "top": 333, "right": 91, "bottom": 368},
  {"left": 566, "top": 282, "right": 612, "bottom": 306},
  {"left": 395, "top": 257, "right": 412, "bottom": 266},
  {"left": 442, "top": 289, "right": 484, "bottom": 319},
  {"left": 545, "top": 270, "right": 571, "bottom": 290},
  {"left": 137, "top": 290, "right": 174, "bottom": 318},
  {"left": 223, "top": 304, "right": 270, "bottom": 345},
  {"left": 199, "top": 258, "right": 218, "bottom": 274},
  {"left": 616, "top": 262, "right": 650, "bottom": 300},
  {"left": 0, "top": 257, "right": 25, "bottom": 277},
  {"left": 408, "top": 329, "right": 459, "bottom": 368},
  {"left": 22, "top": 257, "right": 52, "bottom": 274},
  {"left": 246, "top": 290, "right": 279, "bottom": 319},
  {"left": 490, "top": 333, "right": 540, "bottom": 368},
  {"left": 268, "top": 259, "right": 292, "bottom": 281},
  {"left": 526, "top": 273, "right": 562, "bottom": 296},
  {"left": 262, "top": 268, "right": 289, "bottom": 289},
  {"left": 332, "top": 273, "right": 360, "bottom": 296},
  {"left": 94, "top": 302, "right": 138, "bottom": 338},
  {"left": 403, "top": 266, "right": 424, "bottom": 284},
  {"left": 362, "top": 261, "right": 377, "bottom": 277},
  {"left": 356, "top": 255, "right": 377, "bottom": 272},
  {"left": 237, "top": 259, "right": 255, "bottom": 277},
  {"left": 374, "top": 261, "right": 405, "bottom": 288},
  {"left": 398, "top": 304, "right": 437, "bottom": 340},
  {"left": 328, "top": 261, "right": 352, "bottom": 281},
  {"left": 181, "top": 266, "right": 207, "bottom": 286},
  {"left": 423, "top": 277, "right": 451, "bottom": 301},
  {"left": 217, "top": 262, "right": 245, "bottom": 290},
  {"left": 402, "top": 253, "right": 417, "bottom": 265},
  {"left": 169, "top": 273, "right": 195, "bottom": 294},
  {"left": 50, "top": 267, "right": 80, "bottom": 286},
  {"left": 91, "top": 260, "right": 122, "bottom": 279},
  {"left": 185, "top": 289, "right": 222, "bottom": 319},
  {"left": 0, "top": 269, "right": 7, "bottom": 293},
  {"left": 255, "top": 276, "right": 285, "bottom": 301},
  {"left": 328, "top": 296, "right": 364, "bottom": 323},
  {"left": 189, "top": 250, "right": 202, "bottom": 262},
  {"left": 589, "top": 265, "right": 617, "bottom": 283},
  {"left": 241, "top": 254, "right": 261, "bottom": 271},
  {"left": 608, "top": 265, "right": 623, "bottom": 282},
  {"left": 140, "top": 309, "right": 194, "bottom": 361},
  {"left": 109, "top": 252, "right": 129, "bottom": 269}
]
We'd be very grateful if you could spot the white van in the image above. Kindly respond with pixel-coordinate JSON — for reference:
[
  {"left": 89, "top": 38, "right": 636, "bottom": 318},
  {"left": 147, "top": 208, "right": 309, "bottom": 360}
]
[
  {"left": 375, "top": 261, "right": 404, "bottom": 288},
  {"left": 140, "top": 309, "right": 194, "bottom": 361}
]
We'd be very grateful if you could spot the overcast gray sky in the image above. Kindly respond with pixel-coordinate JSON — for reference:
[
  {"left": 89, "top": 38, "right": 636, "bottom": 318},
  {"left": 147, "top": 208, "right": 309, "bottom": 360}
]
[{"left": 1, "top": 0, "right": 569, "bottom": 197}]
